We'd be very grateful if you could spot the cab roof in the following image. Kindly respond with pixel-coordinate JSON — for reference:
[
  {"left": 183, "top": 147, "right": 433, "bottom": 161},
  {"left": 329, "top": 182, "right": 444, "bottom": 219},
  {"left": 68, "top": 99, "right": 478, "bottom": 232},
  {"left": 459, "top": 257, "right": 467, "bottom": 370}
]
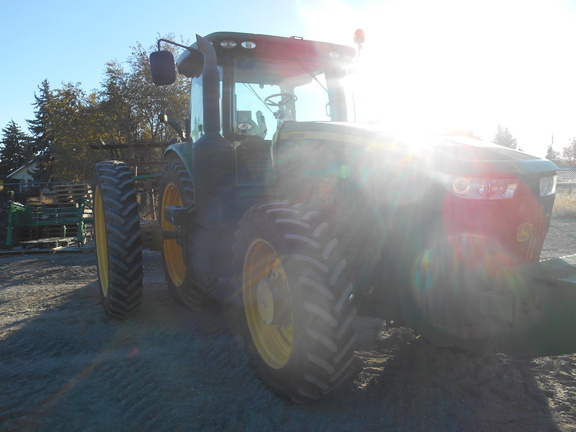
[{"left": 201, "top": 31, "right": 356, "bottom": 64}]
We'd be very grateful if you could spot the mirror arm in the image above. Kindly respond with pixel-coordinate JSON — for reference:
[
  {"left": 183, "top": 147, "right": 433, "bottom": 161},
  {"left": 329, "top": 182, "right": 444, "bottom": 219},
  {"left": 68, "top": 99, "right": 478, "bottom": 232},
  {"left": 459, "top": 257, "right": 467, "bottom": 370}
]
[{"left": 157, "top": 38, "right": 191, "bottom": 52}]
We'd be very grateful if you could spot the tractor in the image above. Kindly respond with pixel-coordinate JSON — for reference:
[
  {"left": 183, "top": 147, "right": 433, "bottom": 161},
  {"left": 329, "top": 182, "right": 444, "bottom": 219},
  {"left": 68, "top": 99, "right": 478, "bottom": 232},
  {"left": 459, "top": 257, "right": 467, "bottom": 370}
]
[{"left": 93, "top": 31, "right": 576, "bottom": 402}]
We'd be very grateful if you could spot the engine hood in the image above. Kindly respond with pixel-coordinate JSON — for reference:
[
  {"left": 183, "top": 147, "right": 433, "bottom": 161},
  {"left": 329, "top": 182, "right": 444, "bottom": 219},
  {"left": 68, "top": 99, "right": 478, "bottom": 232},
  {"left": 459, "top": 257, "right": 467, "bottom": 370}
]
[{"left": 275, "top": 121, "right": 558, "bottom": 178}]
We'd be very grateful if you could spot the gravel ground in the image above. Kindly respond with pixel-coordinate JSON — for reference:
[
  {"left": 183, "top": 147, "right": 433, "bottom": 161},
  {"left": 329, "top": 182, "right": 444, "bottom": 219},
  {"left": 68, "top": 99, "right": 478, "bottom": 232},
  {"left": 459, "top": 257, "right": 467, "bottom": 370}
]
[{"left": 1, "top": 216, "right": 575, "bottom": 432}]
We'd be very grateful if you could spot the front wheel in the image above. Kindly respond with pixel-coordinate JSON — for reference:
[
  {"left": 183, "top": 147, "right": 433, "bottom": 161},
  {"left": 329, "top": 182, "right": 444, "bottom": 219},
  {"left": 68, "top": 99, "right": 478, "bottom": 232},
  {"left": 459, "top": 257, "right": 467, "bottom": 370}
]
[
  {"left": 93, "top": 161, "right": 144, "bottom": 318},
  {"left": 233, "top": 202, "right": 357, "bottom": 402}
]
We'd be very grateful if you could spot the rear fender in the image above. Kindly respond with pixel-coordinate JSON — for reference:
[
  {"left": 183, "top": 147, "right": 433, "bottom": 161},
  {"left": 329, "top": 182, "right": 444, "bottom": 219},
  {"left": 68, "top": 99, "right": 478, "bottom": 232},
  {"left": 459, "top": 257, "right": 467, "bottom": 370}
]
[{"left": 164, "top": 143, "right": 194, "bottom": 182}]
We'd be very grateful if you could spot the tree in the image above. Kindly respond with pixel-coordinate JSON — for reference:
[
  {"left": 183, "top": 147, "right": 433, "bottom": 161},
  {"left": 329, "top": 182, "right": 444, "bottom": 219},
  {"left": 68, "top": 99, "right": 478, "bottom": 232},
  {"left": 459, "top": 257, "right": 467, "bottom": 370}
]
[
  {"left": 126, "top": 39, "right": 190, "bottom": 144},
  {"left": 96, "top": 37, "right": 190, "bottom": 167},
  {"left": 562, "top": 138, "right": 576, "bottom": 166},
  {"left": 18, "top": 35, "right": 191, "bottom": 181},
  {"left": 27, "top": 80, "right": 55, "bottom": 183},
  {"left": 27, "top": 80, "right": 98, "bottom": 181},
  {"left": 0, "top": 120, "right": 33, "bottom": 180},
  {"left": 546, "top": 144, "right": 560, "bottom": 162},
  {"left": 492, "top": 124, "right": 520, "bottom": 150},
  {"left": 48, "top": 83, "right": 104, "bottom": 180}
]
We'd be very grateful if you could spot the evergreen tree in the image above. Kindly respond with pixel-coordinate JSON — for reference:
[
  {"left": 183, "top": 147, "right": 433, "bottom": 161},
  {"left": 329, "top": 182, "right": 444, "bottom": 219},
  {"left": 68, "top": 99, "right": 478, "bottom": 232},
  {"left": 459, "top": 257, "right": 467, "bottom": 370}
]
[
  {"left": 546, "top": 144, "right": 560, "bottom": 161},
  {"left": 0, "top": 120, "right": 33, "bottom": 180},
  {"left": 492, "top": 124, "right": 519, "bottom": 150},
  {"left": 27, "top": 80, "right": 102, "bottom": 181},
  {"left": 27, "top": 80, "right": 55, "bottom": 183}
]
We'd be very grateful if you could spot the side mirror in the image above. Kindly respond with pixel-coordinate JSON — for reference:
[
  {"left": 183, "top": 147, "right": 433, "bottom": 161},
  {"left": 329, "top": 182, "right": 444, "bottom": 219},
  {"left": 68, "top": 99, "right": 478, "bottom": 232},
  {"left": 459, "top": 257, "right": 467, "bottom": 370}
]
[{"left": 150, "top": 51, "right": 176, "bottom": 85}]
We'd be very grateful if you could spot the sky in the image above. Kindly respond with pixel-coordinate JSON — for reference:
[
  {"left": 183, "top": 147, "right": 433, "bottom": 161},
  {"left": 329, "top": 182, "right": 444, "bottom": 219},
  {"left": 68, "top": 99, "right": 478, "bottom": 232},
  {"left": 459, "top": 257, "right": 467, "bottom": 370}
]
[{"left": 1, "top": 0, "right": 576, "bottom": 158}]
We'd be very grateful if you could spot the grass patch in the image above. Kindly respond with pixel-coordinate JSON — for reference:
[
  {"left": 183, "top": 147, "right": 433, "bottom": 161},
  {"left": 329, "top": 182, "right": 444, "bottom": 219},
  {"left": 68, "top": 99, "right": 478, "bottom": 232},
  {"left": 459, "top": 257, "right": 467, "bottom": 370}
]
[{"left": 553, "top": 192, "right": 576, "bottom": 218}]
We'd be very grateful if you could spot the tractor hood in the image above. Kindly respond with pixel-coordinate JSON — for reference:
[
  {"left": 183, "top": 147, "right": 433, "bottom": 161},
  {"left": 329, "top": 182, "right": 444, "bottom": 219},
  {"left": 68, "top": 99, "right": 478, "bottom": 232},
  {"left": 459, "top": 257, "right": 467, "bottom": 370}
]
[{"left": 274, "top": 121, "right": 558, "bottom": 178}]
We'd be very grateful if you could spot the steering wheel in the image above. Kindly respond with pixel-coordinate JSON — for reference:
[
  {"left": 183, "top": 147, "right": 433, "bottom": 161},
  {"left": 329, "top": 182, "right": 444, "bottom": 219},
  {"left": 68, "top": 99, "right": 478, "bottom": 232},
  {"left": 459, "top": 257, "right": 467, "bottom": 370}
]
[{"left": 264, "top": 93, "right": 298, "bottom": 107}]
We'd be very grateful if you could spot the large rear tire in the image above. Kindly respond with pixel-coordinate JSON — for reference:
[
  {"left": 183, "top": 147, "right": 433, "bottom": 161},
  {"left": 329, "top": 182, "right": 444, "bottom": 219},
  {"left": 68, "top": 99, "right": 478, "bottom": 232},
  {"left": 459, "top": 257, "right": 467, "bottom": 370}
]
[
  {"left": 233, "top": 201, "right": 357, "bottom": 402},
  {"left": 159, "top": 161, "right": 213, "bottom": 309},
  {"left": 93, "top": 161, "right": 143, "bottom": 318}
]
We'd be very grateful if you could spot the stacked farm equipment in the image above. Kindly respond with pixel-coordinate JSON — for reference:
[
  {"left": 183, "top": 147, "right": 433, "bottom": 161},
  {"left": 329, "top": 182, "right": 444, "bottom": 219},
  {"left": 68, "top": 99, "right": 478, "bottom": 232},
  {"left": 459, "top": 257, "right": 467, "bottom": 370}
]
[{"left": 2, "top": 183, "right": 92, "bottom": 250}]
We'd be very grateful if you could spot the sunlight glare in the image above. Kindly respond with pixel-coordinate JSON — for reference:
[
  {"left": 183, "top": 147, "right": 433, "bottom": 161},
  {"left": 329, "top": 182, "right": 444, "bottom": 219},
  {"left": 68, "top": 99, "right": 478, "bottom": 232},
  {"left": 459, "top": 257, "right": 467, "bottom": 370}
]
[{"left": 299, "top": 0, "right": 576, "bottom": 153}]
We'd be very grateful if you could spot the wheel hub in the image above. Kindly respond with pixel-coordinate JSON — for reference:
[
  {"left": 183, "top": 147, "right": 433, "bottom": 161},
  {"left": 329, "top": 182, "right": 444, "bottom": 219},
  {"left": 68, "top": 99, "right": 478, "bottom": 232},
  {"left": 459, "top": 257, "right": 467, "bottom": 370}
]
[{"left": 256, "top": 277, "right": 288, "bottom": 326}]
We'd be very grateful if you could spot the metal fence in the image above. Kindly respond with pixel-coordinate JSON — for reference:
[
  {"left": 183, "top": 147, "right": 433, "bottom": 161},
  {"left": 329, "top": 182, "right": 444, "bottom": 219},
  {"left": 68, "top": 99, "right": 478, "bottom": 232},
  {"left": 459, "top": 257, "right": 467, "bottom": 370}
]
[
  {"left": 133, "top": 175, "right": 162, "bottom": 220},
  {"left": 558, "top": 168, "right": 576, "bottom": 183},
  {"left": 558, "top": 168, "right": 576, "bottom": 195}
]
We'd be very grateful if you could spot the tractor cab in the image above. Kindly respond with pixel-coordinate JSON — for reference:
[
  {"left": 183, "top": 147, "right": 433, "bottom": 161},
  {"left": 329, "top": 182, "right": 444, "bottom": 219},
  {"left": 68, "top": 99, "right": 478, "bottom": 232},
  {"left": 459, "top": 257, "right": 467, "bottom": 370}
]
[
  {"left": 223, "top": 51, "right": 347, "bottom": 141},
  {"left": 152, "top": 32, "right": 357, "bottom": 143}
]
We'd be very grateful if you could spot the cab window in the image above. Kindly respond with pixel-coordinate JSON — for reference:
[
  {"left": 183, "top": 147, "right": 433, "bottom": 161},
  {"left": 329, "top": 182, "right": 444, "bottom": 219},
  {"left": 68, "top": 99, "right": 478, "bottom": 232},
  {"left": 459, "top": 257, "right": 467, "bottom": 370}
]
[{"left": 232, "top": 57, "right": 338, "bottom": 140}]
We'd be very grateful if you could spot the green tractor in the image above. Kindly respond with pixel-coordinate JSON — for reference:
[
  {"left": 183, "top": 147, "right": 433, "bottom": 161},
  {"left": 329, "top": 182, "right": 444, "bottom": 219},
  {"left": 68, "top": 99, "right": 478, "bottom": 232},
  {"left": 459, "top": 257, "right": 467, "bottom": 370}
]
[{"left": 93, "top": 31, "right": 576, "bottom": 402}]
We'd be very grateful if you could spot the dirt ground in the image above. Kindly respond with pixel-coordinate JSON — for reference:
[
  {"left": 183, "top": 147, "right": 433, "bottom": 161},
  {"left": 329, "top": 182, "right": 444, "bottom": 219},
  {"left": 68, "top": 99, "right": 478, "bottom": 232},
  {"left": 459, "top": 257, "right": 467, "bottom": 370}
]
[{"left": 1, "top": 216, "right": 576, "bottom": 432}]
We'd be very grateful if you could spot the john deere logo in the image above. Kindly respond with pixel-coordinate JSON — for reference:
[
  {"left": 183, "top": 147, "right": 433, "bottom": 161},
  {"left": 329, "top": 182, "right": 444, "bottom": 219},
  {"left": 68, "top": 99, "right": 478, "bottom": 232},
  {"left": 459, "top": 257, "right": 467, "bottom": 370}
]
[{"left": 517, "top": 223, "right": 532, "bottom": 242}]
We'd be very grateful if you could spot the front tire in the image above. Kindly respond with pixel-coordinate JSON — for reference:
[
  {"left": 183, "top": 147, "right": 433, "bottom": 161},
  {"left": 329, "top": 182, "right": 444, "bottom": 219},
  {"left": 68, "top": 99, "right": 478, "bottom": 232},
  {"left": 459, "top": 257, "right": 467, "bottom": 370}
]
[
  {"left": 93, "top": 161, "right": 144, "bottom": 318},
  {"left": 233, "top": 202, "right": 357, "bottom": 402}
]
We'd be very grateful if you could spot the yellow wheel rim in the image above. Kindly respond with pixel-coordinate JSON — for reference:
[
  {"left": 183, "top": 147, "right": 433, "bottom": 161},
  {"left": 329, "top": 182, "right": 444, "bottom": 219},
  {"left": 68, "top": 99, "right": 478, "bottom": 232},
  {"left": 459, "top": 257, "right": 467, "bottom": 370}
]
[
  {"left": 94, "top": 186, "right": 109, "bottom": 296},
  {"left": 162, "top": 183, "right": 186, "bottom": 286},
  {"left": 243, "top": 239, "right": 294, "bottom": 369}
]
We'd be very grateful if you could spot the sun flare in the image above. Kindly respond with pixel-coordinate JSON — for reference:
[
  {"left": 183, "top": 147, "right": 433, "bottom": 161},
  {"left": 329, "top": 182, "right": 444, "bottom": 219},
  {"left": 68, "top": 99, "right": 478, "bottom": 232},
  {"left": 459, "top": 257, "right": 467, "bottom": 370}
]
[{"left": 300, "top": 0, "right": 576, "bottom": 152}]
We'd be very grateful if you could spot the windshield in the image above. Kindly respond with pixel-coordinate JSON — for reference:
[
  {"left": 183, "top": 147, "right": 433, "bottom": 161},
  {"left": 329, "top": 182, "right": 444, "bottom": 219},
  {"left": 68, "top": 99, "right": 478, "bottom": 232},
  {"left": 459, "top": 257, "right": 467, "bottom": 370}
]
[{"left": 232, "top": 57, "right": 341, "bottom": 140}]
